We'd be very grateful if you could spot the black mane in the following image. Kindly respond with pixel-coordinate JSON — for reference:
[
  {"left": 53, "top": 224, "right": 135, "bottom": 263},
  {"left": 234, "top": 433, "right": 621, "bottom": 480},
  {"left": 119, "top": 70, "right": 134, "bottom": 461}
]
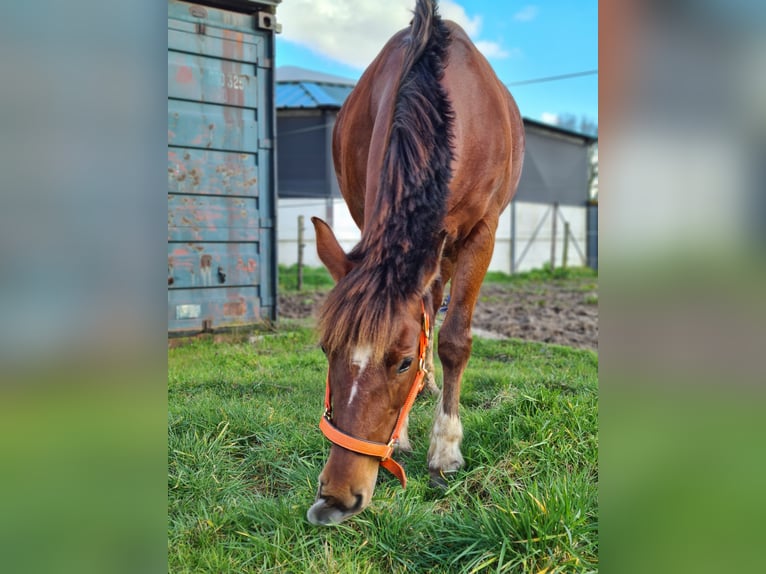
[{"left": 319, "top": 0, "right": 454, "bottom": 358}]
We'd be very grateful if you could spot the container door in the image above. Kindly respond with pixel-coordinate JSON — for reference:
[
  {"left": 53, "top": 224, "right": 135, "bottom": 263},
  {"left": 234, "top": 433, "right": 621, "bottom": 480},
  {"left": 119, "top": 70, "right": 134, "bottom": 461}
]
[{"left": 168, "top": 0, "right": 276, "bottom": 333}]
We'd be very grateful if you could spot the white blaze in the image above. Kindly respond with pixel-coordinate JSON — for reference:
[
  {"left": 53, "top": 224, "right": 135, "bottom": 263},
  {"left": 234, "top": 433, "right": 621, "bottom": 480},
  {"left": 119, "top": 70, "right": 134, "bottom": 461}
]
[{"left": 347, "top": 346, "right": 372, "bottom": 406}]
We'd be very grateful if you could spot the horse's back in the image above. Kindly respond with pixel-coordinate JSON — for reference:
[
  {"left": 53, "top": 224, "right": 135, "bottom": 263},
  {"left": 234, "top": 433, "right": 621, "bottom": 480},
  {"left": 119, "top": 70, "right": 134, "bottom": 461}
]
[{"left": 440, "top": 21, "right": 524, "bottom": 236}]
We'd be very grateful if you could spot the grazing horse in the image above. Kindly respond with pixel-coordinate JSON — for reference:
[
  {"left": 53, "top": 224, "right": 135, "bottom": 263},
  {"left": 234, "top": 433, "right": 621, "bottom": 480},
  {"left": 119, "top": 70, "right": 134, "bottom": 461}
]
[{"left": 307, "top": 0, "right": 524, "bottom": 525}]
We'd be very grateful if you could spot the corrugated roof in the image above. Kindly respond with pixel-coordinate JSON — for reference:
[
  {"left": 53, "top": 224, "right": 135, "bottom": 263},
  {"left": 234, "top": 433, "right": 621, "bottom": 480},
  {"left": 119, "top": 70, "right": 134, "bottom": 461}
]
[
  {"left": 276, "top": 81, "right": 355, "bottom": 109},
  {"left": 275, "top": 66, "right": 597, "bottom": 142},
  {"left": 524, "top": 118, "right": 598, "bottom": 144},
  {"left": 277, "top": 65, "right": 356, "bottom": 86}
]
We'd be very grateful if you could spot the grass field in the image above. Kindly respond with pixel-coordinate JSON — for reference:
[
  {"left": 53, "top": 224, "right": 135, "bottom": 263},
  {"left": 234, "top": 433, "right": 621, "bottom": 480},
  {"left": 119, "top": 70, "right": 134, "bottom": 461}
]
[
  {"left": 169, "top": 274, "right": 598, "bottom": 573},
  {"left": 279, "top": 263, "right": 598, "bottom": 293}
]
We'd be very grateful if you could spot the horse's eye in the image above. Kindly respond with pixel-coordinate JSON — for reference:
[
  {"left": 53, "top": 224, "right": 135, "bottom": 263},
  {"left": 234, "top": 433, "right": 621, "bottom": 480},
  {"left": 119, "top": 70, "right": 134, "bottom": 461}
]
[
  {"left": 398, "top": 357, "right": 413, "bottom": 374},
  {"left": 320, "top": 344, "right": 328, "bottom": 356}
]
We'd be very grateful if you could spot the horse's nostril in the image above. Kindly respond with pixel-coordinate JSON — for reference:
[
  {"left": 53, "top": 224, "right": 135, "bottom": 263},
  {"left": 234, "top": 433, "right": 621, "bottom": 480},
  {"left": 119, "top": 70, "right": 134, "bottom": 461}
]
[
  {"left": 317, "top": 493, "right": 364, "bottom": 514},
  {"left": 351, "top": 493, "right": 364, "bottom": 513}
]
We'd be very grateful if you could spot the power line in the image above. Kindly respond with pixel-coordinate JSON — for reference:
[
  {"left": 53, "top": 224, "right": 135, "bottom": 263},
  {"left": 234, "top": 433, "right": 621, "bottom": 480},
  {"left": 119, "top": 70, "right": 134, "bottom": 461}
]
[
  {"left": 506, "top": 69, "right": 598, "bottom": 87},
  {"left": 278, "top": 122, "right": 335, "bottom": 137}
]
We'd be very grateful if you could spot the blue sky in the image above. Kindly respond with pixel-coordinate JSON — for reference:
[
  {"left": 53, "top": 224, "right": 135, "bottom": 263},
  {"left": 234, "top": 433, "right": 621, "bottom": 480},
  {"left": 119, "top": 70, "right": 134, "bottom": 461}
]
[{"left": 275, "top": 1, "right": 598, "bottom": 129}]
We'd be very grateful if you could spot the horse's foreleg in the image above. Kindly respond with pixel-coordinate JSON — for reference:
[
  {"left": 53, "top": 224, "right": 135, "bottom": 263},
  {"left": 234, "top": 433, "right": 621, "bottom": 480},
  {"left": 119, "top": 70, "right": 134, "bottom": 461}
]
[{"left": 427, "top": 221, "right": 495, "bottom": 487}]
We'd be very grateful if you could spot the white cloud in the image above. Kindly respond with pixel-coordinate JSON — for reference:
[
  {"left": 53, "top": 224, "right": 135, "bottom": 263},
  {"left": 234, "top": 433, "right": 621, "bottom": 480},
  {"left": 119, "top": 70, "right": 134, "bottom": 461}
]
[
  {"left": 541, "top": 112, "right": 559, "bottom": 125},
  {"left": 440, "top": 0, "right": 481, "bottom": 37},
  {"left": 513, "top": 5, "right": 539, "bottom": 22},
  {"left": 277, "top": 0, "right": 514, "bottom": 69},
  {"left": 474, "top": 41, "right": 510, "bottom": 60},
  {"left": 277, "top": 0, "right": 410, "bottom": 69}
]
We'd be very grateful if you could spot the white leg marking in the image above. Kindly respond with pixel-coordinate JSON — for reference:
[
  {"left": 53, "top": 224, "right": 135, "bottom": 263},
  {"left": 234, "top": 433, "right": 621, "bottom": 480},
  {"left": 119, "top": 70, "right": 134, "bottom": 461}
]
[
  {"left": 427, "top": 396, "right": 464, "bottom": 472},
  {"left": 397, "top": 413, "right": 412, "bottom": 452}
]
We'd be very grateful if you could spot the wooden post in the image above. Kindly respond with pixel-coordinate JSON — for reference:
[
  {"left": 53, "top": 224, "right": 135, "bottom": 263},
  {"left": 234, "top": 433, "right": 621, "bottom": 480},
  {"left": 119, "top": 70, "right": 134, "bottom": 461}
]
[
  {"left": 550, "top": 202, "right": 558, "bottom": 271},
  {"left": 297, "top": 215, "right": 305, "bottom": 291},
  {"left": 562, "top": 222, "right": 570, "bottom": 270}
]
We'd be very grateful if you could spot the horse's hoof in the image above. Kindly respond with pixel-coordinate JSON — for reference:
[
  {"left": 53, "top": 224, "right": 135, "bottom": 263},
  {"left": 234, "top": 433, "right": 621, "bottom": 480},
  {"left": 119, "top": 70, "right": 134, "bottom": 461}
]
[{"left": 428, "top": 469, "right": 455, "bottom": 490}]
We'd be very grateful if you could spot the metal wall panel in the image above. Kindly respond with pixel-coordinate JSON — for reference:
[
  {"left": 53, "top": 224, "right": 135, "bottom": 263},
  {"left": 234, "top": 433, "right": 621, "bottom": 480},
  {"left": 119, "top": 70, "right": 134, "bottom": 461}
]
[
  {"left": 168, "top": 0, "right": 277, "bottom": 333},
  {"left": 168, "top": 195, "right": 260, "bottom": 242},
  {"left": 169, "top": 287, "right": 261, "bottom": 327},
  {"left": 514, "top": 128, "right": 590, "bottom": 207},
  {"left": 276, "top": 113, "right": 329, "bottom": 198},
  {"left": 168, "top": 148, "right": 259, "bottom": 196},
  {"left": 168, "top": 242, "right": 261, "bottom": 288}
]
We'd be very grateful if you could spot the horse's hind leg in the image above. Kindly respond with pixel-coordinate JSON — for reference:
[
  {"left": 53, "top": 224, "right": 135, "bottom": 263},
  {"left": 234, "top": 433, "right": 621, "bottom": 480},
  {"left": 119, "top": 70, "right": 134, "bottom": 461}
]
[
  {"left": 423, "top": 269, "right": 451, "bottom": 396},
  {"left": 427, "top": 221, "right": 495, "bottom": 486}
]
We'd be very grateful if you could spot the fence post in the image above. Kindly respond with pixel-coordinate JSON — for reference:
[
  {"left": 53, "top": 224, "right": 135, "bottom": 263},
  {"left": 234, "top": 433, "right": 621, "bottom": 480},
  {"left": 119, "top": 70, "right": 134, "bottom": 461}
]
[
  {"left": 550, "top": 202, "right": 558, "bottom": 271},
  {"left": 297, "top": 215, "right": 305, "bottom": 291},
  {"left": 562, "top": 221, "right": 570, "bottom": 270},
  {"left": 510, "top": 200, "right": 516, "bottom": 274}
]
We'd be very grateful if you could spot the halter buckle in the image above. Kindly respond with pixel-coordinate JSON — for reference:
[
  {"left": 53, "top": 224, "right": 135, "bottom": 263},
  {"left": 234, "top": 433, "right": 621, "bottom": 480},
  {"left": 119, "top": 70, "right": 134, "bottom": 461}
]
[{"left": 381, "top": 439, "right": 396, "bottom": 461}]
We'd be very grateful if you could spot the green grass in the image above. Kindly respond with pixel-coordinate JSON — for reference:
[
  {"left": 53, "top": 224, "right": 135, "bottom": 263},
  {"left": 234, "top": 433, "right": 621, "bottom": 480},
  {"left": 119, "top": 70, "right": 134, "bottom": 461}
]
[
  {"left": 279, "top": 264, "right": 335, "bottom": 292},
  {"left": 483, "top": 265, "right": 597, "bottom": 285},
  {"left": 169, "top": 327, "right": 598, "bottom": 573},
  {"left": 280, "top": 264, "right": 598, "bottom": 293}
]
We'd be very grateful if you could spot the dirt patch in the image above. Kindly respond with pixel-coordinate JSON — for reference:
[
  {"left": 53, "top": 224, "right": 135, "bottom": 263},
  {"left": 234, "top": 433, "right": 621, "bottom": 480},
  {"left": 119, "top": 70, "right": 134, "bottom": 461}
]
[
  {"left": 279, "top": 279, "right": 598, "bottom": 352},
  {"left": 277, "top": 290, "right": 328, "bottom": 320},
  {"left": 472, "top": 283, "right": 598, "bottom": 351}
]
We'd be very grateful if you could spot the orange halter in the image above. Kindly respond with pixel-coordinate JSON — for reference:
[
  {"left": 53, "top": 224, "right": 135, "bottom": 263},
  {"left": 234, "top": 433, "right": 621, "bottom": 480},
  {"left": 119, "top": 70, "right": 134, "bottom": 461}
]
[{"left": 319, "top": 301, "right": 430, "bottom": 488}]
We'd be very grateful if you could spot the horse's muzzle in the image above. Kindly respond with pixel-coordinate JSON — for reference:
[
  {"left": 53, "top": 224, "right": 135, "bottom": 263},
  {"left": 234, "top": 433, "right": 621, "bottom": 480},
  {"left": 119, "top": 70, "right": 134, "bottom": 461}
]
[{"left": 306, "top": 492, "right": 365, "bottom": 526}]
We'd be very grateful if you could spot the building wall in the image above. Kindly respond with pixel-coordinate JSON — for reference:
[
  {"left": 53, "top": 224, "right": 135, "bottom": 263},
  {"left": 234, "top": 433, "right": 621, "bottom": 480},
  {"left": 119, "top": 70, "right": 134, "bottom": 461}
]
[
  {"left": 275, "top": 108, "right": 595, "bottom": 275},
  {"left": 277, "top": 109, "right": 340, "bottom": 198},
  {"left": 515, "top": 127, "right": 591, "bottom": 206},
  {"left": 278, "top": 199, "right": 588, "bottom": 274}
]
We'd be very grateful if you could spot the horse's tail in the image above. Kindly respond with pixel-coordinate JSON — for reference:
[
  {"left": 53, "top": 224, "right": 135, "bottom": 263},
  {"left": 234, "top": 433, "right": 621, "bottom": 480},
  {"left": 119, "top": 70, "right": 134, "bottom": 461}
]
[{"left": 401, "top": 0, "right": 443, "bottom": 78}]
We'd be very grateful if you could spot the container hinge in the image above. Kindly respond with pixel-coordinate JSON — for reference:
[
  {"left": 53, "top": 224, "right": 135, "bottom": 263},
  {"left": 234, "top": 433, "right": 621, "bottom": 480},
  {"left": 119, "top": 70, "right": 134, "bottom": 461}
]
[
  {"left": 257, "top": 11, "right": 282, "bottom": 33},
  {"left": 189, "top": 5, "right": 207, "bottom": 19}
]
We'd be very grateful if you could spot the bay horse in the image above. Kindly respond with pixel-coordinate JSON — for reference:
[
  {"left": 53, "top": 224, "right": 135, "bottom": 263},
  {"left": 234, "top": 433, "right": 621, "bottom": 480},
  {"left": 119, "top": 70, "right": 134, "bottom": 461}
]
[{"left": 307, "top": 0, "right": 524, "bottom": 525}]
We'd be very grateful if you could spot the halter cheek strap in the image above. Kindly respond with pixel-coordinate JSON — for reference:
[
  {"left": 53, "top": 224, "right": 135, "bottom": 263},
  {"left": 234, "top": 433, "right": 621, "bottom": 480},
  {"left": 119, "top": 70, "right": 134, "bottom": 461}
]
[{"left": 319, "top": 301, "right": 431, "bottom": 488}]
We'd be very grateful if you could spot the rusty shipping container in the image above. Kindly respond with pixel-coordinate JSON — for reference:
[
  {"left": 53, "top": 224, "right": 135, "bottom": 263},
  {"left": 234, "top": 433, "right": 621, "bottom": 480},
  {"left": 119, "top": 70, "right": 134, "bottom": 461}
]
[{"left": 168, "top": 0, "right": 280, "bottom": 333}]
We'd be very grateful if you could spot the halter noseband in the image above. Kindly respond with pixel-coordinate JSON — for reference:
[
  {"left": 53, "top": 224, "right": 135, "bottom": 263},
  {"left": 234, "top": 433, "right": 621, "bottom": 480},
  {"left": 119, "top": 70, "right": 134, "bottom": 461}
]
[{"left": 319, "top": 301, "right": 430, "bottom": 488}]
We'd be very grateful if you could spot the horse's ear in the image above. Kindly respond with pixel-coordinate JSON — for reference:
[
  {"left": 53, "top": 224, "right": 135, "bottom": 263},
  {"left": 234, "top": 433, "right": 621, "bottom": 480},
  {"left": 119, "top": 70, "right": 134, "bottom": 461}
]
[{"left": 312, "top": 217, "right": 353, "bottom": 282}]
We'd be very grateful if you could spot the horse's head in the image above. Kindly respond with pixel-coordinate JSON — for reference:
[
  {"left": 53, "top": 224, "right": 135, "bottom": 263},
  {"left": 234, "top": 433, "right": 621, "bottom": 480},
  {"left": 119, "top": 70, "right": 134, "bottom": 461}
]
[{"left": 306, "top": 218, "right": 435, "bottom": 525}]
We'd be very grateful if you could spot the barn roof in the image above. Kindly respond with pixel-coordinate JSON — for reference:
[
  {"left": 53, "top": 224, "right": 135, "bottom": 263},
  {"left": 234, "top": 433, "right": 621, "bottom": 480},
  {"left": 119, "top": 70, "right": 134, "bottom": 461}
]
[
  {"left": 276, "top": 82, "right": 356, "bottom": 109},
  {"left": 524, "top": 118, "right": 598, "bottom": 145},
  {"left": 275, "top": 66, "right": 598, "bottom": 143},
  {"left": 276, "top": 66, "right": 356, "bottom": 109}
]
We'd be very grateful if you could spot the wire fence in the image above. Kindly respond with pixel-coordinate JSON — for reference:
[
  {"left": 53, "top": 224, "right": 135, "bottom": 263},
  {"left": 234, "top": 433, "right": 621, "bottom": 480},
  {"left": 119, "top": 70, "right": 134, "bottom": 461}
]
[{"left": 277, "top": 199, "right": 597, "bottom": 277}]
